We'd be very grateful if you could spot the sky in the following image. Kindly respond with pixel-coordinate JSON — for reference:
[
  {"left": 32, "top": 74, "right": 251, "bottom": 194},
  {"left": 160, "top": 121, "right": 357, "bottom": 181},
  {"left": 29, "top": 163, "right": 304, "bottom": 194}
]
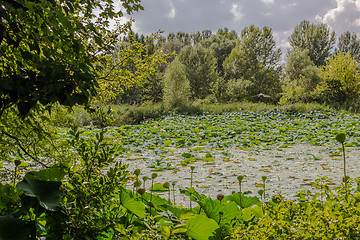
[{"left": 120, "top": 0, "right": 360, "bottom": 50}]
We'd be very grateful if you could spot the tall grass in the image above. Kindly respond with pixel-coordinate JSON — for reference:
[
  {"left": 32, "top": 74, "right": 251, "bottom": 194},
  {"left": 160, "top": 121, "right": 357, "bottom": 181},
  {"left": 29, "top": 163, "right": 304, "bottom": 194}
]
[{"left": 49, "top": 101, "right": 337, "bottom": 127}]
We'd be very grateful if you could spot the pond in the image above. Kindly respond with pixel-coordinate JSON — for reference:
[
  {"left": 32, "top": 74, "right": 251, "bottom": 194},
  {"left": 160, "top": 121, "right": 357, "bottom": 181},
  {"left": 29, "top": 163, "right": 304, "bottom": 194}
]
[{"left": 115, "top": 111, "right": 360, "bottom": 206}]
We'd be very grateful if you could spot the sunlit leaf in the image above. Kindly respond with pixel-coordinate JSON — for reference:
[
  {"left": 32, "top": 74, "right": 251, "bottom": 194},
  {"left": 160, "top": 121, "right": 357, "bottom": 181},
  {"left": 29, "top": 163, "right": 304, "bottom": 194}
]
[
  {"left": 185, "top": 215, "right": 219, "bottom": 240},
  {"left": 118, "top": 187, "right": 145, "bottom": 218}
]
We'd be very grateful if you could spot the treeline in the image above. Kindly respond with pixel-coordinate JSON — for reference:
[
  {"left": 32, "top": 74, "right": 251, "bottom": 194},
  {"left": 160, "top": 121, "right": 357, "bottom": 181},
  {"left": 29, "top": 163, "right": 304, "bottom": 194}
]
[{"left": 111, "top": 20, "right": 360, "bottom": 110}]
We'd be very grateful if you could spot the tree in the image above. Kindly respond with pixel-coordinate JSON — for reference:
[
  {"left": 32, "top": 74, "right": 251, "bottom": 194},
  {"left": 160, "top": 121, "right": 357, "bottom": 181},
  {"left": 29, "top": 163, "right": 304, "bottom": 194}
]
[
  {"left": 96, "top": 33, "right": 170, "bottom": 102},
  {"left": 178, "top": 44, "right": 219, "bottom": 99},
  {"left": 223, "top": 25, "right": 282, "bottom": 99},
  {"left": 280, "top": 48, "right": 321, "bottom": 104},
  {"left": 0, "top": 0, "right": 144, "bottom": 116},
  {"left": 314, "top": 51, "right": 360, "bottom": 104},
  {"left": 338, "top": 31, "right": 360, "bottom": 63},
  {"left": 200, "top": 28, "right": 238, "bottom": 76},
  {"left": 0, "top": 0, "right": 170, "bottom": 175},
  {"left": 191, "top": 31, "right": 203, "bottom": 45},
  {"left": 289, "top": 20, "right": 335, "bottom": 66},
  {"left": 163, "top": 58, "right": 190, "bottom": 107},
  {"left": 201, "top": 30, "right": 213, "bottom": 40}
]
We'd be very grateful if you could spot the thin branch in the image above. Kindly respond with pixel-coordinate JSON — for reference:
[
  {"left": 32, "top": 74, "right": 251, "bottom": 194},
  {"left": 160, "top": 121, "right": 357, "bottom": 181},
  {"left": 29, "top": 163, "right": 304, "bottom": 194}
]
[
  {"left": 1, "top": 131, "right": 49, "bottom": 168},
  {"left": 97, "top": 60, "right": 124, "bottom": 81}
]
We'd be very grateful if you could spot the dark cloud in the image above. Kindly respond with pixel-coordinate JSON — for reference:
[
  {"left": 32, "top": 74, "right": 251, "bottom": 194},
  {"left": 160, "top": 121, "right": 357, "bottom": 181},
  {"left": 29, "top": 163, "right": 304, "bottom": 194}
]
[{"left": 127, "top": 0, "right": 358, "bottom": 50}]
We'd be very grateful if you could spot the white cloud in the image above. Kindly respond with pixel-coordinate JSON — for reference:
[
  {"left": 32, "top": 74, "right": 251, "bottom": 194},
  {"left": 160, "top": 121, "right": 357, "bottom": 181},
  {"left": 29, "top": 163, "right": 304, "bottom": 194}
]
[
  {"left": 167, "top": 1, "right": 176, "bottom": 18},
  {"left": 317, "top": 0, "right": 360, "bottom": 32},
  {"left": 230, "top": 3, "right": 244, "bottom": 22},
  {"left": 262, "top": 0, "right": 275, "bottom": 4},
  {"left": 355, "top": 18, "right": 360, "bottom": 26}
]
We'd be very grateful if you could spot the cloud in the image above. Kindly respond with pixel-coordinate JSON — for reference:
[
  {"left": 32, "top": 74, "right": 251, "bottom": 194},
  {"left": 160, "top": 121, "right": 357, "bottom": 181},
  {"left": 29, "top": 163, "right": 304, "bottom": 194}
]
[
  {"left": 316, "top": 0, "right": 360, "bottom": 33},
  {"left": 167, "top": 1, "right": 176, "bottom": 18},
  {"left": 130, "top": 0, "right": 236, "bottom": 35},
  {"left": 120, "top": 0, "right": 360, "bottom": 53},
  {"left": 230, "top": 3, "right": 244, "bottom": 21},
  {"left": 262, "top": 0, "right": 275, "bottom": 4}
]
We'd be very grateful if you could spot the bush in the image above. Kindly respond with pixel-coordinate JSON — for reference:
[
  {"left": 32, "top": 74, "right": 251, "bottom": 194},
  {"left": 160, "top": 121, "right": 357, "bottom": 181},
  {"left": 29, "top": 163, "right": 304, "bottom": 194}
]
[{"left": 314, "top": 51, "right": 360, "bottom": 105}]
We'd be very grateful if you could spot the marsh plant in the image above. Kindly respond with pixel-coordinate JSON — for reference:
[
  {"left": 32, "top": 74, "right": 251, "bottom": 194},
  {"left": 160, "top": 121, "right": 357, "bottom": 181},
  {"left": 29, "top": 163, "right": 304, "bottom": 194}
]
[
  {"left": 336, "top": 132, "right": 349, "bottom": 197},
  {"left": 172, "top": 182, "right": 176, "bottom": 206},
  {"left": 262, "top": 176, "right": 267, "bottom": 199},
  {"left": 4, "top": 109, "right": 360, "bottom": 239},
  {"left": 237, "top": 175, "right": 245, "bottom": 207},
  {"left": 190, "top": 165, "right": 195, "bottom": 209}
]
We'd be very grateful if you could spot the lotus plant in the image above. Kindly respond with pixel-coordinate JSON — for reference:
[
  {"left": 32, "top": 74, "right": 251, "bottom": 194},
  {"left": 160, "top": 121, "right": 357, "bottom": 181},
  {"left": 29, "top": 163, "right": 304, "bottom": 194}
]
[{"left": 336, "top": 132, "right": 348, "bottom": 197}]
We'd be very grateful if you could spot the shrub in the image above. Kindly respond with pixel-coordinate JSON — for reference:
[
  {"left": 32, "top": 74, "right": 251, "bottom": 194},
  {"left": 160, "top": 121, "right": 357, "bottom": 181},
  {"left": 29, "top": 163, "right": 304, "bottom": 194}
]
[{"left": 314, "top": 51, "right": 360, "bottom": 105}]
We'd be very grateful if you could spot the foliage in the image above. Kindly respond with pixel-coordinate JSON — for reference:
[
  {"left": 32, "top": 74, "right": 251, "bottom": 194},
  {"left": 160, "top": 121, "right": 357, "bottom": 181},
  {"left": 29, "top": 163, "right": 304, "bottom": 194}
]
[
  {"left": 178, "top": 44, "right": 219, "bottom": 99},
  {"left": 200, "top": 28, "right": 238, "bottom": 76},
  {"left": 0, "top": 184, "right": 21, "bottom": 215},
  {"left": 0, "top": 0, "right": 142, "bottom": 115},
  {"left": 315, "top": 51, "right": 360, "bottom": 104},
  {"left": 9, "top": 0, "right": 360, "bottom": 238},
  {"left": 3, "top": 108, "right": 360, "bottom": 239},
  {"left": 280, "top": 48, "right": 321, "bottom": 104},
  {"left": 163, "top": 58, "right": 191, "bottom": 108},
  {"left": 223, "top": 78, "right": 253, "bottom": 101},
  {"left": 46, "top": 101, "right": 336, "bottom": 127},
  {"left": 338, "top": 31, "right": 360, "bottom": 62},
  {"left": 232, "top": 179, "right": 360, "bottom": 239},
  {"left": 0, "top": 105, "right": 60, "bottom": 174},
  {"left": 289, "top": 20, "right": 336, "bottom": 67},
  {"left": 0, "top": 166, "right": 66, "bottom": 239},
  {"left": 97, "top": 33, "right": 171, "bottom": 103},
  {"left": 223, "top": 25, "right": 282, "bottom": 99}
]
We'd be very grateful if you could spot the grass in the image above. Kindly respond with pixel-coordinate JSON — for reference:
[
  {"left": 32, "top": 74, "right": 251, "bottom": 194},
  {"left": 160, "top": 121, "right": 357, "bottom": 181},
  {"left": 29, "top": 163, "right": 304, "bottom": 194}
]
[{"left": 48, "top": 101, "right": 335, "bottom": 127}]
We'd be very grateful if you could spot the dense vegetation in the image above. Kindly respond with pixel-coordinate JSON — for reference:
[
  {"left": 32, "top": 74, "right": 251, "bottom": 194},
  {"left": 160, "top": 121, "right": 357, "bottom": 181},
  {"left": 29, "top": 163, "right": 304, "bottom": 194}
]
[
  {"left": 2, "top": 109, "right": 360, "bottom": 239},
  {"left": 1, "top": 0, "right": 360, "bottom": 239},
  {"left": 116, "top": 22, "right": 360, "bottom": 112}
]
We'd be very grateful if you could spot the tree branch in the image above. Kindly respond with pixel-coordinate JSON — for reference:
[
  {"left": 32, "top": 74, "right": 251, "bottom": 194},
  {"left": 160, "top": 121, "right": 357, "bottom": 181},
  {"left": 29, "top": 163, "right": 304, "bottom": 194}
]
[{"left": 1, "top": 130, "right": 49, "bottom": 168}]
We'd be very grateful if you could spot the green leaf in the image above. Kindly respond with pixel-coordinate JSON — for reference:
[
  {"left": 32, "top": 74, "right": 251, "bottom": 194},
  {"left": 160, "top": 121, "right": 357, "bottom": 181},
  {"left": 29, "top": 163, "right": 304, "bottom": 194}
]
[
  {"left": 0, "top": 215, "right": 36, "bottom": 240},
  {"left": 182, "top": 153, "right": 194, "bottom": 158},
  {"left": 164, "top": 140, "right": 172, "bottom": 147},
  {"left": 202, "top": 198, "right": 240, "bottom": 224},
  {"left": 142, "top": 192, "right": 169, "bottom": 210},
  {"left": 180, "top": 187, "right": 207, "bottom": 205},
  {"left": 119, "top": 187, "right": 145, "bottom": 218},
  {"left": 25, "top": 166, "right": 66, "bottom": 181},
  {"left": 16, "top": 176, "right": 62, "bottom": 211},
  {"left": 161, "top": 226, "right": 171, "bottom": 239},
  {"left": 150, "top": 183, "right": 169, "bottom": 192},
  {"left": 185, "top": 215, "right": 219, "bottom": 240},
  {"left": 241, "top": 205, "right": 264, "bottom": 222},
  {"left": 204, "top": 157, "right": 215, "bottom": 162},
  {"left": 252, "top": 205, "right": 264, "bottom": 218},
  {"left": 241, "top": 207, "right": 254, "bottom": 222},
  {"left": 225, "top": 193, "right": 262, "bottom": 208},
  {"left": 172, "top": 226, "right": 187, "bottom": 234}
]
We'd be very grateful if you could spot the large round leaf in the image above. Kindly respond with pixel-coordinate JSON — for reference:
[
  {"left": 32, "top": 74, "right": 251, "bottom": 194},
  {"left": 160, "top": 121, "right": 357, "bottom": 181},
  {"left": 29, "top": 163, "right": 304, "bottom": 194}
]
[
  {"left": 185, "top": 215, "right": 219, "bottom": 240},
  {"left": 202, "top": 198, "right": 240, "bottom": 224},
  {"left": 16, "top": 176, "right": 62, "bottom": 211},
  {"left": 119, "top": 187, "right": 146, "bottom": 218}
]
